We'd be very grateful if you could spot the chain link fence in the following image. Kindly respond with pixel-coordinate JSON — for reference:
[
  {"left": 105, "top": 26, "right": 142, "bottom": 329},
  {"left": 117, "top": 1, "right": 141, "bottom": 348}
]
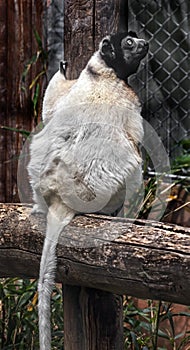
[{"left": 128, "top": 0, "right": 189, "bottom": 170}]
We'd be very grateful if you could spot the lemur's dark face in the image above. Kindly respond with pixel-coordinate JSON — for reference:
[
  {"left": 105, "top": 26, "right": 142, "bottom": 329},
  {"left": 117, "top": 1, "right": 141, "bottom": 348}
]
[{"left": 100, "top": 32, "right": 149, "bottom": 81}]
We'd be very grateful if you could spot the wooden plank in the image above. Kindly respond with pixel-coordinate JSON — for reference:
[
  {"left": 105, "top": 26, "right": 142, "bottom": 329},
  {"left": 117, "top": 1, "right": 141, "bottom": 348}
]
[
  {"left": 0, "top": 204, "right": 190, "bottom": 306},
  {"left": 6, "top": 0, "right": 32, "bottom": 202},
  {"left": 0, "top": 0, "right": 7, "bottom": 202},
  {"left": 0, "top": 0, "right": 44, "bottom": 202}
]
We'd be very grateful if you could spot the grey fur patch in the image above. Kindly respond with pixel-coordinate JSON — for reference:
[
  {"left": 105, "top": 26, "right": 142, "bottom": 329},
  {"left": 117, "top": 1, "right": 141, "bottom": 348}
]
[{"left": 87, "top": 64, "right": 101, "bottom": 78}]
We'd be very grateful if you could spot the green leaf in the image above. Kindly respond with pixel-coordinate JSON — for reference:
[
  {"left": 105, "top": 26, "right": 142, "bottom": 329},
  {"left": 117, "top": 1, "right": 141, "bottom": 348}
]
[
  {"left": 177, "top": 312, "right": 190, "bottom": 317},
  {"left": 32, "top": 83, "right": 40, "bottom": 111},
  {"left": 16, "top": 291, "right": 34, "bottom": 310},
  {"left": 139, "top": 321, "right": 151, "bottom": 332},
  {"left": 21, "top": 53, "right": 39, "bottom": 82},
  {"left": 1, "top": 126, "right": 30, "bottom": 137},
  {"left": 174, "top": 332, "right": 185, "bottom": 340},
  {"left": 157, "top": 329, "right": 170, "bottom": 339},
  {"left": 130, "top": 331, "right": 140, "bottom": 350},
  {"left": 174, "top": 154, "right": 190, "bottom": 167},
  {"left": 29, "top": 70, "right": 46, "bottom": 90},
  {"left": 166, "top": 310, "right": 175, "bottom": 338},
  {"left": 34, "top": 29, "right": 43, "bottom": 50},
  {"left": 180, "top": 139, "right": 190, "bottom": 150}
]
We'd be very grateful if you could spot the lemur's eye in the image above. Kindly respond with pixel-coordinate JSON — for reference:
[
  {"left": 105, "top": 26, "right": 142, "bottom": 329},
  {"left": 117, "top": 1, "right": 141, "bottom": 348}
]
[{"left": 126, "top": 38, "right": 133, "bottom": 46}]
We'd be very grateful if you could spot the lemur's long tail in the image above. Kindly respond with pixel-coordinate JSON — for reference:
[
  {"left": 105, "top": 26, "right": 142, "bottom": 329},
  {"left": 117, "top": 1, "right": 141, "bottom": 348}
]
[{"left": 38, "top": 201, "right": 74, "bottom": 350}]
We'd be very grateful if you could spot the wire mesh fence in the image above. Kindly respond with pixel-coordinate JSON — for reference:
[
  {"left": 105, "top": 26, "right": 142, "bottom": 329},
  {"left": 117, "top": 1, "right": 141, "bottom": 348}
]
[{"left": 128, "top": 0, "right": 189, "bottom": 170}]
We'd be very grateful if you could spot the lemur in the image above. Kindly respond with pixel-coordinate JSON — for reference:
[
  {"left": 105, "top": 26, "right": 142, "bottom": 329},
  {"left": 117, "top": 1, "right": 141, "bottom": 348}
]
[{"left": 28, "top": 31, "right": 148, "bottom": 350}]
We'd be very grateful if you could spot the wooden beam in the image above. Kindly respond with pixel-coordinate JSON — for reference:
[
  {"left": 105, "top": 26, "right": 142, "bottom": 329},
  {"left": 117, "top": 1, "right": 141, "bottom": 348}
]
[{"left": 0, "top": 204, "right": 190, "bottom": 306}]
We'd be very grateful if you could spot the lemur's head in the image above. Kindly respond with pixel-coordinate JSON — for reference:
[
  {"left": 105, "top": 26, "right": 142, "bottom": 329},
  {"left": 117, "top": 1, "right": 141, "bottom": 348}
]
[{"left": 99, "top": 31, "right": 149, "bottom": 81}]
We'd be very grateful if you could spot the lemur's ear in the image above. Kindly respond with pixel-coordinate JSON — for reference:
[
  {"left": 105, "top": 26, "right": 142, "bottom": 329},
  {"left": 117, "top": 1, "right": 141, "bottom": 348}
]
[
  {"left": 100, "top": 38, "right": 116, "bottom": 59},
  {"left": 60, "top": 60, "right": 68, "bottom": 77},
  {"left": 128, "top": 31, "right": 138, "bottom": 38}
]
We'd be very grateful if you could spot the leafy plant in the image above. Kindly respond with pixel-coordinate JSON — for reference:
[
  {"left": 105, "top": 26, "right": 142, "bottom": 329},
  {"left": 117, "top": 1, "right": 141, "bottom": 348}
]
[
  {"left": 1, "top": 279, "right": 190, "bottom": 349},
  {"left": 21, "top": 30, "right": 48, "bottom": 123},
  {"left": 125, "top": 141, "right": 190, "bottom": 222},
  {"left": 123, "top": 297, "right": 190, "bottom": 350},
  {"left": 0, "top": 278, "right": 63, "bottom": 349}
]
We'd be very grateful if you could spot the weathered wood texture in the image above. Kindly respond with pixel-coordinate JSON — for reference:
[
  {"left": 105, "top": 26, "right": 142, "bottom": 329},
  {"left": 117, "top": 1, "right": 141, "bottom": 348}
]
[
  {"left": 0, "top": 0, "right": 7, "bottom": 202},
  {"left": 64, "top": 286, "right": 123, "bottom": 350},
  {"left": 64, "top": 0, "right": 121, "bottom": 79},
  {"left": 0, "top": 0, "right": 44, "bottom": 203},
  {"left": 0, "top": 204, "right": 190, "bottom": 306}
]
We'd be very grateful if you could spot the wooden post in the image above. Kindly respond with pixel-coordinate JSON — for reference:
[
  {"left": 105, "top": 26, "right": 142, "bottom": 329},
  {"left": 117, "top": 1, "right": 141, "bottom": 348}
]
[
  {"left": 64, "top": 286, "right": 123, "bottom": 350},
  {"left": 63, "top": 1, "right": 124, "bottom": 349},
  {"left": 64, "top": 0, "right": 121, "bottom": 79}
]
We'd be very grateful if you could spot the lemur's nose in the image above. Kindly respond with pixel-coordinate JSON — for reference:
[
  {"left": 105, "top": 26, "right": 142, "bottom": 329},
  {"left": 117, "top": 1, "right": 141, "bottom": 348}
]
[
  {"left": 139, "top": 40, "right": 149, "bottom": 48},
  {"left": 137, "top": 40, "right": 149, "bottom": 53}
]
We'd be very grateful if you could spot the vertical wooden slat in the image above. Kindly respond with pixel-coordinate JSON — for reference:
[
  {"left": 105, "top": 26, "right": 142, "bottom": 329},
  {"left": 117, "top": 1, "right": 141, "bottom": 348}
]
[
  {"left": 31, "top": 0, "right": 46, "bottom": 124},
  {"left": 6, "top": 0, "right": 32, "bottom": 202},
  {"left": 0, "top": 1, "right": 7, "bottom": 202},
  {"left": 0, "top": 0, "right": 44, "bottom": 202}
]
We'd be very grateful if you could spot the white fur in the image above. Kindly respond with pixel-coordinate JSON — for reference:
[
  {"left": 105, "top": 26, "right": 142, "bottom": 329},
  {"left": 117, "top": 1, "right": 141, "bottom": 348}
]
[
  {"left": 42, "top": 70, "right": 75, "bottom": 124},
  {"left": 37, "top": 200, "right": 74, "bottom": 350}
]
